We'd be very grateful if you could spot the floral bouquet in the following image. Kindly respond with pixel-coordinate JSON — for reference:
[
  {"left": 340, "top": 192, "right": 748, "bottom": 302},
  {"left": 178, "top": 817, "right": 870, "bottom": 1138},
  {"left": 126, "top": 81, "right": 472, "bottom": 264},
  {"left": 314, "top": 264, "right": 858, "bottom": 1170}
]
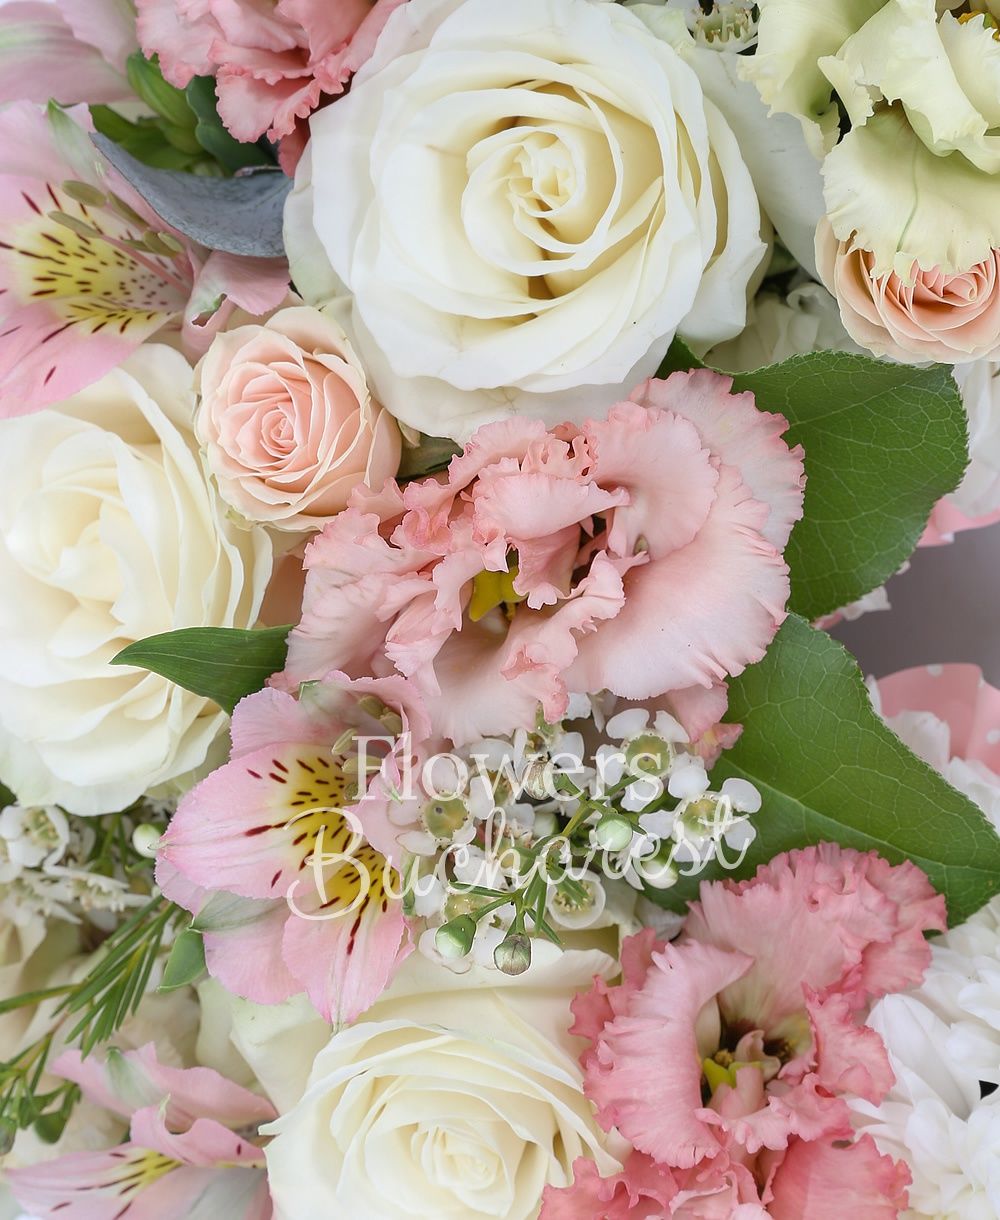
[{"left": 1, "top": 0, "right": 1000, "bottom": 1216}]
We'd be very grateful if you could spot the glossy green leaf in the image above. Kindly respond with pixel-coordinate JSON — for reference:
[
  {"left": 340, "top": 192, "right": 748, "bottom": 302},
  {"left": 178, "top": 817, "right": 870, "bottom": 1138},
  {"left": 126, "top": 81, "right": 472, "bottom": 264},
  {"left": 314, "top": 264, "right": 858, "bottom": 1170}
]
[
  {"left": 651, "top": 615, "right": 1000, "bottom": 924},
  {"left": 112, "top": 626, "right": 291, "bottom": 714},
  {"left": 656, "top": 346, "right": 968, "bottom": 620}
]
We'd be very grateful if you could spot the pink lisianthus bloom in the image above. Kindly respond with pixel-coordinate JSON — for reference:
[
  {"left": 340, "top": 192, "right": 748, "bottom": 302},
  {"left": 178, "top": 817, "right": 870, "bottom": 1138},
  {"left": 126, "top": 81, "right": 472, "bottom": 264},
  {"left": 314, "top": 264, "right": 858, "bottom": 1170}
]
[
  {"left": 0, "top": 101, "right": 289, "bottom": 417},
  {"left": 6, "top": 1043, "right": 276, "bottom": 1219},
  {"left": 136, "top": 0, "right": 406, "bottom": 169},
  {"left": 544, "top": 845, "right": 944, "bottom": 1217},
  {"left": 156, "top": 672, "right": 429, "bottom": 1023},
  {"left": 280, "top": 370, "right": 805, "bottom": 747}
]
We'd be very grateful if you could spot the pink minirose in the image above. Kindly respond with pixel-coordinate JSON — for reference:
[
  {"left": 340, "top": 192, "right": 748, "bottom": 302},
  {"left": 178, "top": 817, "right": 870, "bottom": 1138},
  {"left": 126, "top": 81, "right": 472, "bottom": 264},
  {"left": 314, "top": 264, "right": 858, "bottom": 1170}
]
[
  {"left": 196, "top": 305, "right": 401, "bottom": 532},
  {"left": 137, "top": 0, "right": 406, "bottom": 167},
  {"left": 817, "top": 218, "right": 1000, "bottom": 364},
  {"left": 280, "top": 370, "right": 805, "bottom": 746}
]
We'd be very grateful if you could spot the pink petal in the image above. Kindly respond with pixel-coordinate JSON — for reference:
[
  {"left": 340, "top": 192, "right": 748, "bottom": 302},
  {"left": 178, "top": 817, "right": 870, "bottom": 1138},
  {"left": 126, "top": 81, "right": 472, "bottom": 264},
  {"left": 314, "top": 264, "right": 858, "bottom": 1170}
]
[
  {"left": 280, "top": 882, "right": 411, "bottom": 1024},
  {"left": 53, "top": 1045, "right": 275, "bottom": 1131},
  {"left": 0, "top": 2, "right": 130, "bottom": 105},
  {"left": 581, "top": 938, "right": 752, "bottom": 1168},
  {"left": 877, "top": 663, "right": 1000, "bottom": 776},
  {"left": 540, "top": 1152, "right": 680, "bottom": 1219},
  {"left": 158, "top": 742, "right": 358, "bottom": 901},
  {"left": 183, "top": 250, "right": 289, "bottom": 354},
  {"left": 202, "top": 900, "right": 302, "bottom": 1007},
  {"left": 805, "top": 989, "right": 895, "bottom": 1105},
  {"left": 61, "top": 0, "right": 139, "bottom": 72},
  {"left": 585, "top": 400, "right": 719, "bottom": 557},
  {"left": 630, "top": 371, "right": 806, "bottom": 549},
  {"left": 768, "top": 1135, "right": 910, "bottom": 1219},
  {"left": 136, "top": 0, "right": 217, "bottom": 86},
  {"left": 567, "top": 463, "right": 790, "bottom": 699}
]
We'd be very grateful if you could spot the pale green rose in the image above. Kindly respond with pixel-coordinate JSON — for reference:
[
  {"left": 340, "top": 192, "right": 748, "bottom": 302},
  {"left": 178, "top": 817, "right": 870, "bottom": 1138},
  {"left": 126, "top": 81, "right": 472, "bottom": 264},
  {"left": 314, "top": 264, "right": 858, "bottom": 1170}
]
[
  {"left": 820, "top": 0, "right": 1000, "bottom": 171},
  {"left": 746, "top": 0, "right": 887, "bottom": 155}
]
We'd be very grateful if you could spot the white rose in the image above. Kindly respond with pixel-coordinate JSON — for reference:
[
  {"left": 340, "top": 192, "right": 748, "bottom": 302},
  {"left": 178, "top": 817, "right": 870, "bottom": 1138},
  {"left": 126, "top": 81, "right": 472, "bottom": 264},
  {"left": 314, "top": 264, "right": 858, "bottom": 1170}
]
[
  {"left": 284, "top": 0, "right": 765, "bottom": 441},
  {"left": 263, "top": 948, "right": 623, "bottom": 1219},
  {"left": 0, "top": 345, "right": 271, "bottom": 815}
]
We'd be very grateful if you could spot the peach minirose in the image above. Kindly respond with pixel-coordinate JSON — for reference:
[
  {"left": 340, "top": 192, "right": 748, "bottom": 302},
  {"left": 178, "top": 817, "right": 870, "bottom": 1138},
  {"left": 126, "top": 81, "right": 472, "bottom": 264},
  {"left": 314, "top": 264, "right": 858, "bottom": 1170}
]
[
  {"left": 817, "top": 218, "right": 1000, "bottom": 364},
  {"left": 196, "top": 305, "right": 401, "bottom": 533}
]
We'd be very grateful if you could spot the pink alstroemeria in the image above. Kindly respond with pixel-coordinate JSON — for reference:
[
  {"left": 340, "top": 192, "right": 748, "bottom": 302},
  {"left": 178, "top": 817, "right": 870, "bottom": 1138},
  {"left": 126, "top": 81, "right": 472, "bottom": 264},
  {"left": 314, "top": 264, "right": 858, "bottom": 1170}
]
[
  {"left": 0, "top": 0, "right": 135, "bottom": 106},
  {"left": 157, "top": 673, "right": 427, "bottom": 1023},
  {"left": 0, "top": 101, "right": 289, "bottom": 417},
  {"left": 281, "top": 371, "right": 805, "bottom": 747},
  {"left": 7, "top": 1043, "right": 275, "bottom": 1219},
  {"left": 136, "top": 0, "right": 406, "bottom": 170},
  {"left": 543, "top": 845, "right": 944, "bottom": 1216}
]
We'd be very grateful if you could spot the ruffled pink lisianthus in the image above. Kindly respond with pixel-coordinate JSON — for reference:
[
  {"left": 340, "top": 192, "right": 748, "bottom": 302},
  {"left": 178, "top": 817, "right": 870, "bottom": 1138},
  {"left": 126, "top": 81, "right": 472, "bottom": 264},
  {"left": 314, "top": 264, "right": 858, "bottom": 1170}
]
[
  {"left": 7, "top": 1044, "right": 276, "bottom": 1219},
  {"left": 157, "top": 673, "right": 428, "bottom": 1022},
  {"left": 137, "top": 0, "right": 406, "bottom": 169},
  {"left": 280, "top": 370, "right": 805, "bottom": 747},
  {"left": 543, "top": 844, "right": 944, "bottom": 1216}
]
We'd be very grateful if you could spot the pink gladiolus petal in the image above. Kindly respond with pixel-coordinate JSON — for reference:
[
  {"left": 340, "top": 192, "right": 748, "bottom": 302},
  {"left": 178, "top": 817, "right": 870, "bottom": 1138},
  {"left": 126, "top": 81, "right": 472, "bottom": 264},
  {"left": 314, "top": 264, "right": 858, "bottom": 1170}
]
[{"left": 767, "top": 1134, "right": 911, "bottom": 1219}]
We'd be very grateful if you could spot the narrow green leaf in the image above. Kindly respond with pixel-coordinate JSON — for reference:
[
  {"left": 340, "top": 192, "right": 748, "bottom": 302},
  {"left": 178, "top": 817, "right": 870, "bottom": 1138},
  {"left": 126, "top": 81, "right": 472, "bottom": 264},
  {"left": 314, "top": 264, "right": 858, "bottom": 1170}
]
[
  {"left": 650, "top": 615, "right": 1000, "bottom": 924},
  {"left": 731, "top": 354, "right": 967, "bottom": 620},
  {"left": 112, "top": 626, "right": 292, "bottom": 714},
  {"left": 159, "top": 928, "right": 206, "bottom": 992}
]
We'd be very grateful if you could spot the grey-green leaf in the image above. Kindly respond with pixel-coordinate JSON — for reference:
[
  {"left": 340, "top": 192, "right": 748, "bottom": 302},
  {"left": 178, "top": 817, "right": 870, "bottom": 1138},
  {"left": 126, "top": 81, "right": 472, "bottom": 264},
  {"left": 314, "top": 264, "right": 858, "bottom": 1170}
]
[
  {"left": 92, "top": 135, "right": 290, "bottom": 257},
  {"left": 159, "top": 928, "right": 206, "bottom": 992},
  {"left": 650, "top": 615, "right": 1000, "bottom": 925},
  {"left": 112, "top": 626, "right": 291, "bottom": 714}
]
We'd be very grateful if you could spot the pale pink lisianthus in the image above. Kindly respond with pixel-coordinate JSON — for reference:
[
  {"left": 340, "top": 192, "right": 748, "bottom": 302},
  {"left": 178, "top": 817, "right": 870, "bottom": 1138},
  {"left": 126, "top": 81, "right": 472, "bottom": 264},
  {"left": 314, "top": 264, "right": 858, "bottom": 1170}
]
[
  {"left": 137, "top": 0, "right": 406, "bottom": 167},
  {"left": 817, "top": 218, "right": 1000, "bottom": 365},
  {"left": 545, "top": 845, "right": 944, "bottom": 1215},
  {"left": 280, "top": 370, "right": 805, "bottom": 747},
  {"left": 196, "top": 305, "right": 401, "bottom": 532},
  {"left": 7, "top": 1044, "right": 275, "bottom": 1219}
]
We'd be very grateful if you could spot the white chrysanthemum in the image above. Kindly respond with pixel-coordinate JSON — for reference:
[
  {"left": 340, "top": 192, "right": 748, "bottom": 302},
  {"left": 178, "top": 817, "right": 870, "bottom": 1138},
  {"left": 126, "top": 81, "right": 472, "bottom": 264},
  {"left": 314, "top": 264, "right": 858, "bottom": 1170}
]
[{"left": 856, "top": 680, "right": 1000, "bottom": 1217}]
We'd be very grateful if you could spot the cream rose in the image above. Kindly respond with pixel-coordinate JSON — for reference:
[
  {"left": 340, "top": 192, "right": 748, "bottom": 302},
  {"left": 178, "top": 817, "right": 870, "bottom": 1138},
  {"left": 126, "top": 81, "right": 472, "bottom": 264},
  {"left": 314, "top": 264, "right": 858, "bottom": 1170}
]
[
  {"left": 263, "top": 949, "right": 623, "bottom": 1219},
  {"left": 196, "top": 306, "right": 401, "bottom": 532},
  {"left": 0, "top": 345, "right": 271, "bottom": 815},
  {"left": 284, "top": 0, "right": 766, "bottom": 441}
]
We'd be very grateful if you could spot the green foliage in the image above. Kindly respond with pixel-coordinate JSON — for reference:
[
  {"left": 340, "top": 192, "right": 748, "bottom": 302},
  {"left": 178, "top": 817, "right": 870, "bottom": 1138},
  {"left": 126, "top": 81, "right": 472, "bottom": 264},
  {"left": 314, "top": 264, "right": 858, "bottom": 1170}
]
[
  {"left": 159, "top": 927, "right": 207, "bottom": 992},
  {"left": 397, "top": 433, "right": 463, "bottom": 481},
  {"left": 91, "top": 54, "right": 273, "bottom": 177},
  {"left": 651, "top": 615, "right": 1000, "bottom": 924},
  {"left": 112, "top": 626, "right": 292, "bottom": 714},
  {"left": 656, "top": 343, "right": 968, "bottom": 620}
]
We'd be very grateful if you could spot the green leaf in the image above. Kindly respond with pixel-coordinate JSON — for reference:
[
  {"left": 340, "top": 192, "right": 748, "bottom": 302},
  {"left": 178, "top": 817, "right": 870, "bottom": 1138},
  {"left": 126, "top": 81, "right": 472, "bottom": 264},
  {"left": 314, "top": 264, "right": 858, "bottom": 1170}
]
[
  {"left": 125, "top": 53, "right": 196, "bottom": 131},
  {"left": 398, "top": 433, "right": 463, "bottom": 481},
  {"left": 0, "top": 781, "right": 13, "bottom": 807},
  {"left": 159, "top": 928, "right": 206, "bottom": 991},
  {"left": 112, "top": 626, "right": 292, "bottom": 714},
  {"left": 731, "top": 354, "right": 967, "bottom": 621},
  {"left": 651, "top": 615, "right": 1000, "bottom": 925},
  {"left": 185, "top": 77, "right": 273, "bottom": 174},
  {"left": 655, "top": 347, "right": 968, "bottom": 620}
]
